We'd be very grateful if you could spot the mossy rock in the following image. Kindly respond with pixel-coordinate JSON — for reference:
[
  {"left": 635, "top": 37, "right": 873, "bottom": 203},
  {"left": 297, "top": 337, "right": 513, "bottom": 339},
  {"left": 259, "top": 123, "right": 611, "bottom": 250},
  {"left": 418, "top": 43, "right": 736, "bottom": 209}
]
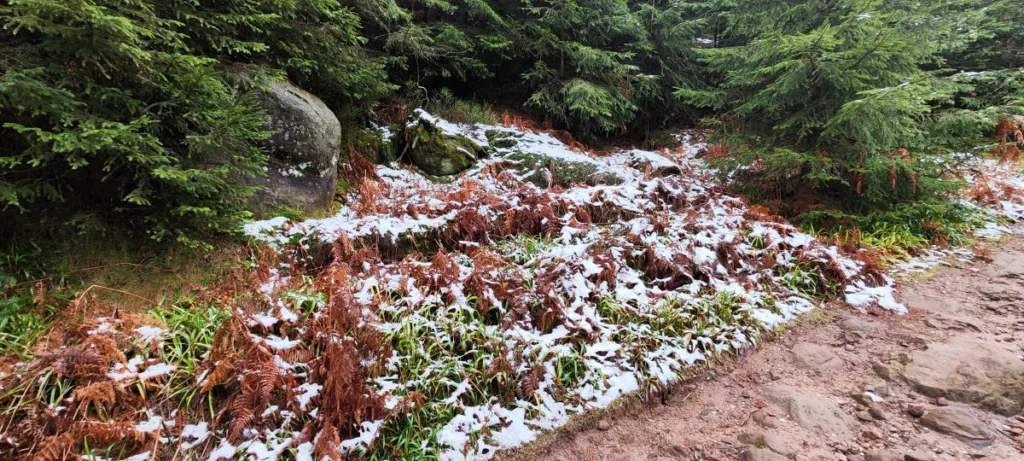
[
  {"left": 399, "top": 116, "right": 490, "bottom": 176},
  {"left": 485, "top": 129, "right": 523, "bottom": 149},
  {"left": 504, "top": 152, "right": 621, "bottom": 188}
]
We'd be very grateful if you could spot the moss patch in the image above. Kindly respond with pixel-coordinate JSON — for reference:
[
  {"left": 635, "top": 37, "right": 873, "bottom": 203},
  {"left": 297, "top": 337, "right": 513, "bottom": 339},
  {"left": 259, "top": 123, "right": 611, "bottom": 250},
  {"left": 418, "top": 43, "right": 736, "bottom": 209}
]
[
  {"left": 400, "top": 119, "right": 490, "bottom": 176},
  {"left": 504, "top": 151, "right": 600, "bottom": 188}
]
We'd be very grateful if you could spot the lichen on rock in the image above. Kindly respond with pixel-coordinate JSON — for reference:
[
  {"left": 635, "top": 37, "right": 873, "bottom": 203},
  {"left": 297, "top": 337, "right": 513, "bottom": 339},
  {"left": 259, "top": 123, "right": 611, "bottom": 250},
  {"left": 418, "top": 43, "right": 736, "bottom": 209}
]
[{"left": 249, "top": 79, "right": 342, "bottom": 214}]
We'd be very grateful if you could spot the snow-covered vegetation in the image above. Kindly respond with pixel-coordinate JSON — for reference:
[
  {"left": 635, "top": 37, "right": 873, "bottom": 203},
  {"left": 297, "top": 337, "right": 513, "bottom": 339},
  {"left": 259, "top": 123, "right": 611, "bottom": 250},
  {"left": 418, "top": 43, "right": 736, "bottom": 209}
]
[{"left": 9, "top": 113, "right": 1022, "bottom": 460}]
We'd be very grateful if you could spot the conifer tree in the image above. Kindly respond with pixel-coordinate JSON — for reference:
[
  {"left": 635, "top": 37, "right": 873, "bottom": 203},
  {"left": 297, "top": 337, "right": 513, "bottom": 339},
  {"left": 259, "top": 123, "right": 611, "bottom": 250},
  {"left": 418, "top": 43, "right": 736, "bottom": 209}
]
[
  {"left": 677, "top": 0, "right": 1018, "bottom": 220},
  {"left": 0, "top": 0, "right": 267, "bottom": 246}
]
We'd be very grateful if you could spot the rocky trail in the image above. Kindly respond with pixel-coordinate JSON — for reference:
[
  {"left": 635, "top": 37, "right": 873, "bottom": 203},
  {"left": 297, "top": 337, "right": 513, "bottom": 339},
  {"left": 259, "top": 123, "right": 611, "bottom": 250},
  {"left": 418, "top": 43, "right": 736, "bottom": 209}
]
[{"left": 528, "top": 236, "right": 1024, "bottom": 461}]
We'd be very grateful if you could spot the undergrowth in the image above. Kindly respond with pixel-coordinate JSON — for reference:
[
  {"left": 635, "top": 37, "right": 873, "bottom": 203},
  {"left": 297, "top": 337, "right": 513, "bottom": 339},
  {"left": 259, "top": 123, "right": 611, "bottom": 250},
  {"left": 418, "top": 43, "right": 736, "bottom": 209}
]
[
  {"left": 0, "top": 294, "right": 52, "bottom": 359},
  {"left": 799, "top": 201, "right": 996, "bottom": 264},
  {"left": 425, "top": 89, "right": 498, "bottom": 126}
]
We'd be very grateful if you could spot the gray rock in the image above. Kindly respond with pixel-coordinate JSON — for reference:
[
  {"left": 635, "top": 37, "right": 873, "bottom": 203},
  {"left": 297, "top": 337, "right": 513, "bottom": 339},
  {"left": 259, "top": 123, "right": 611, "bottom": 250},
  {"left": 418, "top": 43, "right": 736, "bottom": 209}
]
[
  {"left": 597, "top": 419, "right": 612, "bottom": 431},
  {"left": 251, "top": 79, "right": 342, "bottom": 212},
  {"left": 919, "top": 408, "right": 994, "bottom": 448},
  {"left": 764, "top": 385, "right": 858, "bottom": 437},
  {"left": 741, "top": 448, "right": 788, "bottom": 461},
  {"left": 791, "top": 342, "right": 843, "bottom": 370},
  {"left": 903, "top": 337, "right": 1024, "bottom": 415}
]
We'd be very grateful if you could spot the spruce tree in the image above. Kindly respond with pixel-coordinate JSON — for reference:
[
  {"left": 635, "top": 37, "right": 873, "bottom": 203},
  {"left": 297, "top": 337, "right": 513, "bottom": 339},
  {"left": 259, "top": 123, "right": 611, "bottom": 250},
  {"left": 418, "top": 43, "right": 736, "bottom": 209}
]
[
  {"left": 676, "top": 0, "right": 1017, "bottom": 222},
  {"left": 0, "top": 0, "right": 267, "bottom": 246}
]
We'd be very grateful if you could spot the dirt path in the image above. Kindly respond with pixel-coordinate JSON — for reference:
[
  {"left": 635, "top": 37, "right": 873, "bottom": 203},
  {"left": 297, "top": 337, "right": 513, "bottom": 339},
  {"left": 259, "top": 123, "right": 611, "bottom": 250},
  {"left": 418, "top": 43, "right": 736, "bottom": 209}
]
[{"left": 530, "top": 236, "right": 1024, "bottom": 461}]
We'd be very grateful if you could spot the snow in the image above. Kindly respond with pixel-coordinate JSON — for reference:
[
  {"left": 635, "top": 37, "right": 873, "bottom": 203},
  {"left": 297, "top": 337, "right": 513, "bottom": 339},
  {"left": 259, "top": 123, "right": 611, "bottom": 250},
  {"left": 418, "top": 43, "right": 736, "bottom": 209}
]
[
  {"left": 240, "top": 117, "right": 914, "bottom": 460},
  {"left": 339, "top": 420, "right": 386, "bottom": 453},
  {"left": 207, "top": 439, "right": 238, "bottom": 461},
  {"left": 134, "top": 413, "right": 165, "bottom": 433},
  {"left": 108, "top": 357, "right": 176, "bottom": 382},
  {"left": 134, "top": 326, "right": 166, "bottom": 343},
  {"left": 138, "top": 362, "right": 177, "bottom": 381},
  {"left": 117, "top": 113, "right": 1021, "bottom": 461},
  {"left": 295, "top": 383, "right": 322, "bottom": 410},
  {"left": 180, "top": 422, "right": 211, "bottom": 449},
  {"left": 845, "top": 280, "right": 907, "bottom": 314}
]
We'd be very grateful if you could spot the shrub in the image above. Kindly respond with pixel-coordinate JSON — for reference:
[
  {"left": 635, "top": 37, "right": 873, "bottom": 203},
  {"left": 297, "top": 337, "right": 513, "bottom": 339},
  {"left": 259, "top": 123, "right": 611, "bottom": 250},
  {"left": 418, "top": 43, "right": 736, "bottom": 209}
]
[
  {"left": 677, "top": 0, "right": 1024, "bottom": 219},
  {"left": 0, "top": 0, "right": 268, "bottom": 248}
]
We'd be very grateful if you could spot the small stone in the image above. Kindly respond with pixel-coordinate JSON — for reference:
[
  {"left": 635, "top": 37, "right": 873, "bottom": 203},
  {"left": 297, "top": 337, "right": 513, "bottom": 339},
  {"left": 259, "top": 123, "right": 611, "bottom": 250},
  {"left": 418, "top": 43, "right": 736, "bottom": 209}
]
[
  {"left": 857, "top": 411, "right": 874, "bottom": 422},
  {"left": 769, "top": 370, "right": 782, "bottom": 381},
  {"left": 752, "top": 408, "right": 781, "bottom": 428},
  {"left": 742, "top": 448, "right": 789, "bottom": 461},
  {"left": 865, "top": 449, "right": 902, "bottom": 461},
  {"left": 862, "top": 429, "right": 882, "bottom": 441},
  {"left": 869, "top": 407, "right": 886, "bottom": 420},
  {"left": 742, "top": 389, "right": 753, "bottom": 399},
  {"left": 737, "top": 430, "right": 794, "bottom": 456},
  {"left": 872, "top": 362, "right": 892, "bottom": 380},
  {"left": 853, "top": 393, "right": 873, "bottom": 406},
  {"left": 1011, "top": 427, "right": 1023, "bottom": 436},
  {"left": 907, "top": 404, "right": 926, "bottom": 418},
  {"left": 935, "top": 397, "right": 950, "bottom": 407},
  {"left": 597, "top": 419, "right": 611, "bottom": 431},
  {"left": 672, "top": 445, "right": 691, "bottom": 456},
  {"left": 904, "top": 451, "right": 935, "bottom": 461},
  {"left": 846, "top": 344, "right": 856, "bottom": 352}
]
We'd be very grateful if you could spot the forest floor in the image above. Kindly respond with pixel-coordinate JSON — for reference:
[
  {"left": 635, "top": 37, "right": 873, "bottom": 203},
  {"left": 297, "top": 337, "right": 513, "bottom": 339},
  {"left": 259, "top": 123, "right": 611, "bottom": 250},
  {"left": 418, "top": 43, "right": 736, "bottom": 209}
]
[
  {"left": 4, "top": 114, "right": 1023, "bottom": 461},
  {"left": 526, "top": 233, "right": 1024, "bottom": 461}
]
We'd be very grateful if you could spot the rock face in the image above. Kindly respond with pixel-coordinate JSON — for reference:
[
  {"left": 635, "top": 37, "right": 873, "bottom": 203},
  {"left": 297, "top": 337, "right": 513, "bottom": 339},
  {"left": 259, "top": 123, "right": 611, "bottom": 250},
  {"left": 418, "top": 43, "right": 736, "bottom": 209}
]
[
  {"left": 903, "top": 337, "right": 1024, "bottom": 415},
  {"left": 252, "top": 79, "right": 342, "bottom": 212},
  {"left": 400, "top": 111, "right": 489, "bottom": 177},
  {"left": 764, "top": 385, "right": 857, "bottom": 437},
  {"left": 919, "top": 408, "right": 995, "bottom": 448}
]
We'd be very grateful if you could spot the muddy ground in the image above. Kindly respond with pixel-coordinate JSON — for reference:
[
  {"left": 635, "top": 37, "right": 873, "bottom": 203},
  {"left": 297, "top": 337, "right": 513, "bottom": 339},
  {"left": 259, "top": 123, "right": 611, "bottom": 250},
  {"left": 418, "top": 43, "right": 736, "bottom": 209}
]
[{"left": 524, "top": 236, "right": 1024, "bottom": 461}]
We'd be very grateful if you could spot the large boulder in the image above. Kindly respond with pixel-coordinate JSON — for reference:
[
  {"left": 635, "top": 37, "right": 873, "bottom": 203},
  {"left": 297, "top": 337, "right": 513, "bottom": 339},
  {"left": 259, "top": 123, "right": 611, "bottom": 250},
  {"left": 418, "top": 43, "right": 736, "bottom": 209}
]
[
  {"left": 251, "top": 79, "right": 342, "bottom": 212},
  {"left": 903, "top": 337, "right": 1024, "bottom": 415},
  {"left": 399, "top": 110, "right": 490, "bottom": 177}
]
